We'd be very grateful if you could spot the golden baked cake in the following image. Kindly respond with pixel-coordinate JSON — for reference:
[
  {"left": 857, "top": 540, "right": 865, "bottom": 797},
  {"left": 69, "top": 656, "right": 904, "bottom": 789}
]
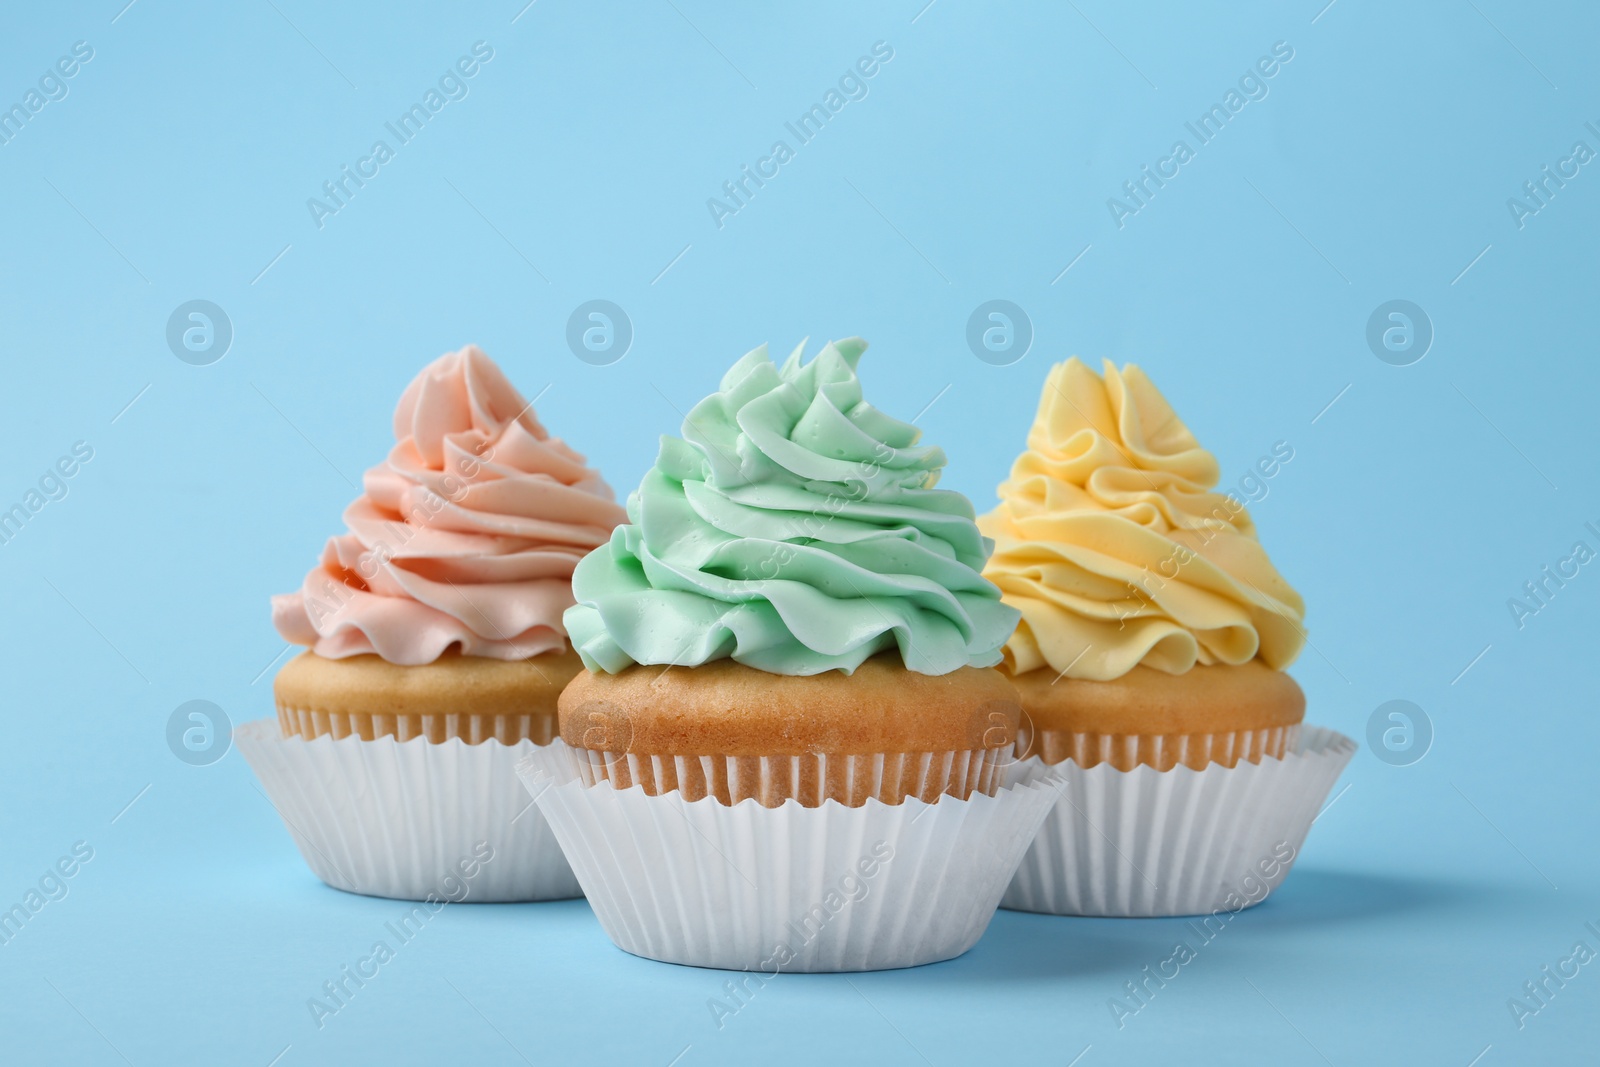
[
  {"left": 277, "top": 648, "right": 582, "bottom": 745},
  {"left": 561, "top": 654, "right": 1019, "bottom": 805},
  {"left": 1011, "top": 660, "right": 1303, "bottom": 770}
]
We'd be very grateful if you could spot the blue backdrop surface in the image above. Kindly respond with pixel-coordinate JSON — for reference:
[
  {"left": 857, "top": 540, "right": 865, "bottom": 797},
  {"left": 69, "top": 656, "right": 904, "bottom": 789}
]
[{"left": 0, "top": 1, "right": 1596, "bottom": 1064}]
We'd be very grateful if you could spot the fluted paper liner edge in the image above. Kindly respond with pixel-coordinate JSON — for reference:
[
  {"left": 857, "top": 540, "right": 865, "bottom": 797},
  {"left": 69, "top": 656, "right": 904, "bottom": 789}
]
[
  {"left": 237, "top": 718, "right": 581, "bottom": 903},
  {"left": 1002, "top": 724, "right": 1356, "bottom": 917},
  {"left": 517, "top": 741, "right": 1064, "bottom": 971}
]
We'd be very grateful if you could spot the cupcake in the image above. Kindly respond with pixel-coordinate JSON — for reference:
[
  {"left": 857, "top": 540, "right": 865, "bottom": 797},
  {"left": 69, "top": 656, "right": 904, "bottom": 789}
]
[
  {"left": 237, "top": 344, "right": 627, "bottom": 902},
  {"left": 980, "top": 359, "right": 1354, "bottom": 917},
  {"left": 517, "top": 338, "right": 1064, "bottom": 970}
]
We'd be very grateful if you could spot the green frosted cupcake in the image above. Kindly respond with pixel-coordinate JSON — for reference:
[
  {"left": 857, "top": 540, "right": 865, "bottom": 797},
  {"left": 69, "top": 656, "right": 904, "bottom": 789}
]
[{"left": 516, "top": 338, "right": 1064, "bottom": 973}]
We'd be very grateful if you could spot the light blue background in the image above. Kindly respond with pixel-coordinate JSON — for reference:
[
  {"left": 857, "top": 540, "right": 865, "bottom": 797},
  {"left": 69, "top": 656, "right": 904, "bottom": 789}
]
[{"left": 1, "top": 1, "right": 1595, "bottom": 1063}]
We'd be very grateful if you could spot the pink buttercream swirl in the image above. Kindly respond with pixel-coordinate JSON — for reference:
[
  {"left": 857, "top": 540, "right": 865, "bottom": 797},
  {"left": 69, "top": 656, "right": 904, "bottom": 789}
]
[{"left": 272, "top": 345, "right": 627, "bottom": 664}]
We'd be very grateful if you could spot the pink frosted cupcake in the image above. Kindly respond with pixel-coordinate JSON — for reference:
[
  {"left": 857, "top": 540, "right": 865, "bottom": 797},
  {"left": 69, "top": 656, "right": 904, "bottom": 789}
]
[{"left": 239, "top": 345, "right": 627, "bottom": 902}]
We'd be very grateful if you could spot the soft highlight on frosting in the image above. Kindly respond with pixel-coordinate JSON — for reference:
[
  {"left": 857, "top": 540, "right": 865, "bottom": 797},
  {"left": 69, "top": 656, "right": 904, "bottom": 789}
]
[
  {"left": 978, "top": 358, "right": 1304, "bottom": 682},
  {"left": 564, "top": 338, "right": 1019, "bottom": 676},
  {"left": 272, "top": 345, "right": 626, "bottom": 664}
]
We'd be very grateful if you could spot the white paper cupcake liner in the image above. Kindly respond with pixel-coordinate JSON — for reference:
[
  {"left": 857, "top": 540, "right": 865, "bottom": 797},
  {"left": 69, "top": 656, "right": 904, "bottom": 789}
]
[
  {"left": 1002, "top": 724, "right": 1355, "bottom": 918},
  {"left": 517, "top": 740, "right": 1064, "bottom": 971},
  {"left": 236, "top": 719, "right": 581, "bottom": 903}
]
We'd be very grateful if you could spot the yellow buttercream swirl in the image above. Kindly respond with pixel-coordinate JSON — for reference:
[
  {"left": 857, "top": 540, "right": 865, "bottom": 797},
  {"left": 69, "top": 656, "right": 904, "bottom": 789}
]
[{"left": 978, "top": 358, "right": 1305, "bottom": 681}]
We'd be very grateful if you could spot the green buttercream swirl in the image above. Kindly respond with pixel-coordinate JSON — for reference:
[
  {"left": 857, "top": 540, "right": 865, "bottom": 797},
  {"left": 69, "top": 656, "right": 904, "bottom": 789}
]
[{"left": 565, "top": 338, "right": 1019, "bottom": 676}]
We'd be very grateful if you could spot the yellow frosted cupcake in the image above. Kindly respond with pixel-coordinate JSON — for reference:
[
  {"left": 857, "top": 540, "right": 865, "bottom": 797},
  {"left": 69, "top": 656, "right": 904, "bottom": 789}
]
[{"left": 982, "top": 359, "right": 1354, "bottom": 917}]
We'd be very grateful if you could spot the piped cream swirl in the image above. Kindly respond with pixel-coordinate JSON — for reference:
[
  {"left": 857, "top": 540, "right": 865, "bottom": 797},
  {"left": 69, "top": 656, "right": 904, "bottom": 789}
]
[
  {"left": 978, "top": 358, "right": 1304, "bottom": 681},
  {"left": 272, "top": 345, "right": 627, "bottom": 664},
  {"left": 565, "top": 338, "right": 1018, "bottom": 676}
]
